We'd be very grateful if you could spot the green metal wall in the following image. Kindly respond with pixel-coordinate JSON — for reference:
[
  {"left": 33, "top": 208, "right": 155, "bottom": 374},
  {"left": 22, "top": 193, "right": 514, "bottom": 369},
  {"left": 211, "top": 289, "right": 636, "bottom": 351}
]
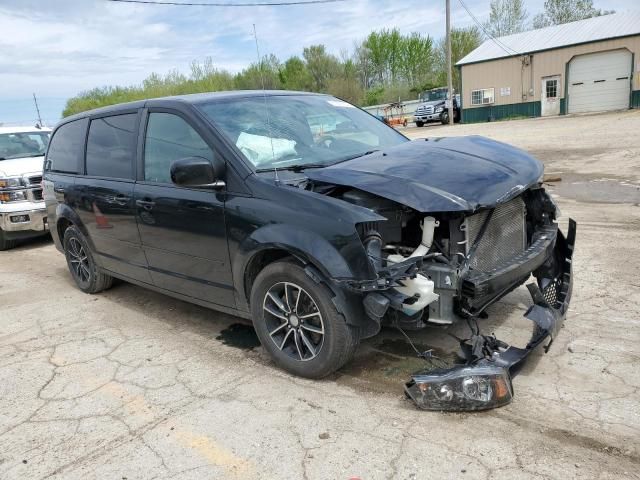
[
  {"left": 462, "top": 91, "right": 639, "bottom": 123},
  {"left": 461, "top": 101, "right": 541, "bottom": 123}
]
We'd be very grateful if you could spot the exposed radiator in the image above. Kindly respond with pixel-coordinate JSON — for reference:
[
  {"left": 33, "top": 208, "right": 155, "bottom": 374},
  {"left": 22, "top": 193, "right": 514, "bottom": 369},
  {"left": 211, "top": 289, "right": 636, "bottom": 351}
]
[{"left": 464, "top": 197, "right": 526, "bottom": 272}]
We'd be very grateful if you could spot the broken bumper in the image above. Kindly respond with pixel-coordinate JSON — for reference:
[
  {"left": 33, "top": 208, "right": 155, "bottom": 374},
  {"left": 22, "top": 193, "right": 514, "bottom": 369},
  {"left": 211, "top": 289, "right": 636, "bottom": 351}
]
[{"left": 405, "top": 219, "right": 576, "bottom": 411}]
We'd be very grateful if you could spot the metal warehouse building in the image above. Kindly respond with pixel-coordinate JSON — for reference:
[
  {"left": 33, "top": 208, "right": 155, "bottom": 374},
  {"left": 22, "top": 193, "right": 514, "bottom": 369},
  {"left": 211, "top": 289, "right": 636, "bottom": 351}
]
[{"left": 457, "top": 12, "right": 640, "bottom": 123}]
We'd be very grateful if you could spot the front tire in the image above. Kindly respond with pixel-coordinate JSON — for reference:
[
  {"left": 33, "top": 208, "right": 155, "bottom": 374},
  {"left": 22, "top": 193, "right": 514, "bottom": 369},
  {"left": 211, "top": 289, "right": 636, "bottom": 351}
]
[
  {"left": 250, "top": 261, "right": 359, "bottom": 378},
  {"left": 63, "top": 226, "right": 113, "bottom": 294},
  {"left": 0, "top": 228, "right": 17, "bottom": 251},
  {"left": 415, "top": 121, "right": 424, "bottom": 128}
]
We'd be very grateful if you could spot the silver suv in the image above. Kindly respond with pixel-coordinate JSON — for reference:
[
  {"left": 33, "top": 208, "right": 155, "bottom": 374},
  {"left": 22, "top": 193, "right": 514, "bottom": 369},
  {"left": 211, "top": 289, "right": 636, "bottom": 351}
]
[{"left": 0, "top": 126, "right": 51, "bottom": 250}]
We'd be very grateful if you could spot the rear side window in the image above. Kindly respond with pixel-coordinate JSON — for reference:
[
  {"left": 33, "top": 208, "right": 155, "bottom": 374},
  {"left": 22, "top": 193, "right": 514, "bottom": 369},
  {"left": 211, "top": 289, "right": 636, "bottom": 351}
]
[
  {"left": 46, "top": 119, "right": 87, "bottom": 174},
  {"left": 86, "top": 114, "right": 137, "bottom": 179},
  {"left": 144, "top": 112, "right": 213, "bottom": 184}
]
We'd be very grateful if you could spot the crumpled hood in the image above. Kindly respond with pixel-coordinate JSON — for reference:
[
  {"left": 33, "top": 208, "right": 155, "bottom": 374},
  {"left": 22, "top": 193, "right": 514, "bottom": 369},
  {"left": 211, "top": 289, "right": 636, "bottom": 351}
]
[
  {"left": 0, "top": 156, "right": 45, "bottom": 178},
  {"left": 305, "top": 136, "right": 543, "bottom": 213}
]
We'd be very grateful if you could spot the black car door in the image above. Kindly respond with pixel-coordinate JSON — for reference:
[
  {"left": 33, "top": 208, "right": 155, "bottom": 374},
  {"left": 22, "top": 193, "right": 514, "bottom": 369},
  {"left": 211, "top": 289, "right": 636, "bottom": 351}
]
[
  {"left": 74, "top": 111, "right": 151, "bottom": 283},
  {"left": 133, "top": 109, "right": 234, "bottom": 307}
]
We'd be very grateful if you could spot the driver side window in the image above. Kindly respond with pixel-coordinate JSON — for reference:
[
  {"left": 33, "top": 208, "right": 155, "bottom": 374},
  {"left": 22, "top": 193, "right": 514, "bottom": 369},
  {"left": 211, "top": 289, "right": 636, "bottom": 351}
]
[{"left": 144, "top": 113, "right": 213, "bottom": 184}]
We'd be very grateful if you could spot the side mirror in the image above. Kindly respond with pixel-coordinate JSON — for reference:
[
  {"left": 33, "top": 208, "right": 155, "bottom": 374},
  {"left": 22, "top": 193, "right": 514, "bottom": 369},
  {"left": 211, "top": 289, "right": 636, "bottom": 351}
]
[{"left": 170, "top": 156, "right": 225, "bottom": 189}]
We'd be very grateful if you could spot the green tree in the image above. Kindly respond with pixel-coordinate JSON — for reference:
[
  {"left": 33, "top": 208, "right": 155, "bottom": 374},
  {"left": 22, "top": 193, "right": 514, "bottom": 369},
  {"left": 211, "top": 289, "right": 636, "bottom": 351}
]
[
  {"left": 303, "top": 45, "right": 340, "bottom": 92},
  {"left": 279, "top": 56, "right": 313, "bottom": 91},
  {"left": 484, "top": 0, "right": 529, "bottom": 37},
  {"left": 362, "top": 28, "right": 404, "bottom": 85},
  {"left": 326, "top": 58, "right": 364, "bottom": 104},
  {"left": 434, "top": 26, "right": 483, "bottom": 92},
  {"left": 234, "top": 54, "right": 281, "bottom": 90},
  {"left": 533, "top": 0, "right": 614, "bottom": 28},
  {"left": 400, "top": 33, "right": 434, "bottom": 87}
]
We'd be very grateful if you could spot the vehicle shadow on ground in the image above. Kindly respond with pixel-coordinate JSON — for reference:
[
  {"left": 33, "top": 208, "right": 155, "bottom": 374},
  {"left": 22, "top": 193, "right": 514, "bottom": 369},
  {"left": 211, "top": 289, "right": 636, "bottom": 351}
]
[
  {"left": 74, "top": 273, "right": 540, "bottom": 397},
  {"left": 1, "top": 233, "right": 52, "bottom": 252}
]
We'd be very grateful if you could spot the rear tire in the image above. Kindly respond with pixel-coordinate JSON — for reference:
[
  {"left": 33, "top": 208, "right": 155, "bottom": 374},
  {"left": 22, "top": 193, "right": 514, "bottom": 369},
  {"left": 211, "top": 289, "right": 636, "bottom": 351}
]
[
  {"left": 250, "top": 260, "right": 359, "bottom": 378},
  {"left": 0, "top": 228, "right": 17, "bottom": 251},
  {"left": 63, "top": 226, "right": 113, "bottom": 294}
]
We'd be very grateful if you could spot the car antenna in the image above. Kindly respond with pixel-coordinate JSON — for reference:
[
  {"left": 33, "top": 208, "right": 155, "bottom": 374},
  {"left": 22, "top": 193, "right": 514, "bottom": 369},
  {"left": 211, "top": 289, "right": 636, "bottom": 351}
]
[
  {"left": 252, "top": 23, "right": 279, "bottom": 185},
  {"left": 33, "top": 93, "right": 43, "bottom": 128}
]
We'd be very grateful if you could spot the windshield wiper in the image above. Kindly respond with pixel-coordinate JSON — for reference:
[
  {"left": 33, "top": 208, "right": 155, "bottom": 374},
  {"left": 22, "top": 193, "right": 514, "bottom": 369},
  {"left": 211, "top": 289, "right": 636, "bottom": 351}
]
[
  {"left": 331, "top": 149, "right": 380, "bottom": 165},
  {"left": 255, "top": 150, "right": 380, "bottom": 173},
  {"left": 256, "top": 163, "right": 327, "bottom": 173}
]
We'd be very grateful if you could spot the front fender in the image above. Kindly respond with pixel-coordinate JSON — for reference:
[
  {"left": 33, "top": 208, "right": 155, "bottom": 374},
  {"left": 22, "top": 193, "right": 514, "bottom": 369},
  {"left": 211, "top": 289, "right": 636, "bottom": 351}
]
[
  {"left": 233, "top": 223, "right": 382, "bottom": 336},
  {"left": 233, "top": 223, "right": 369, "bottom": 302}
]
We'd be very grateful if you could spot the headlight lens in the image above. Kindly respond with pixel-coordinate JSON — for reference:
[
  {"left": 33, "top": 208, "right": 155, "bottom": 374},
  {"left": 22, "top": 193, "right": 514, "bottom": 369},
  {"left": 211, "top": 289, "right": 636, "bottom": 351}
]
[
  {"left": 0, "top": 177, "right": 22, "bottom": 188},
  {"left": 405, "top": 365, "right": 513, "bottom": 411},
  {"left": 435, "top": 106, "right": 444, "bottom": 113},
  {"left": 0, "top": 190, "right": 28, "bottom": 203},
  {"left": 0, "top": 177, "right": 27, "bottom": 203}
]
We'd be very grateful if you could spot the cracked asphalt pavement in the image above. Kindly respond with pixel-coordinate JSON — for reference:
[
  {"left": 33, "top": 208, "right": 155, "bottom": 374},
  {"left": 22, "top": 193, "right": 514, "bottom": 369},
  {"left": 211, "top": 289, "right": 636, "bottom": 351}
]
[{"left": 2, "top": 111, "right": 640, "bottom": 479}]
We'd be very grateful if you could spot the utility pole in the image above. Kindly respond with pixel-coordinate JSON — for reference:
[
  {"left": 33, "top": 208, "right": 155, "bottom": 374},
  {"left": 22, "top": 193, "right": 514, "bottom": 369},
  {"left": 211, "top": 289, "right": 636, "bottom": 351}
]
[
  {"left": 445, "top": 0, "right": 454, "bottom": 125},
  {"left": 33, "top": 93, "right": 43, "bottom": 127}
]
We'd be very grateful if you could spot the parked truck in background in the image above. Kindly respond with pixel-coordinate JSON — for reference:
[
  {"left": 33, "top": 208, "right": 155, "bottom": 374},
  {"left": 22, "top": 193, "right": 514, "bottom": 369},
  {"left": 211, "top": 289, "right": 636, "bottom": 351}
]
[
  {"left": 0, "top": 126, "right": 51, "bottom": 250},
  {"left": 413, "top": 87, "right": 460, "bottom": 127}
]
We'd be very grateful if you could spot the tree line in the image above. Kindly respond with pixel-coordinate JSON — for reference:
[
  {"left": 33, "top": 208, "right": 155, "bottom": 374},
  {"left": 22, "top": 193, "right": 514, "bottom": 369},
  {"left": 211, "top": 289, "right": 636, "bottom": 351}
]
[
  {"left": 62, "top": 27, "right": 483, "bottom": 117},
  {"left": 63, "top": 0, "right": 614, "bottom": 117}
]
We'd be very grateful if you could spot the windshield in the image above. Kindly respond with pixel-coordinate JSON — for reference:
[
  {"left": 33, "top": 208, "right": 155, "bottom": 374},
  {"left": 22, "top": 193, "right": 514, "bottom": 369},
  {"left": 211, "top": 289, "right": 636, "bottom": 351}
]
[
  {"left": 0, "top": 132, "right": 50, "bottom": 160},
  {"left": 422, "top": 89, "right": 447, "bottom": 102},
  {"left": 198, "top": 95, "right": 407, "bottom": 170}
]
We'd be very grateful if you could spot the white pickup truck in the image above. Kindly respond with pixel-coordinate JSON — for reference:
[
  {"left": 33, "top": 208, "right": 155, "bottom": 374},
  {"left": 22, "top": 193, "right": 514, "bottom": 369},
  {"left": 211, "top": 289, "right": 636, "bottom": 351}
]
[{"left": 0, "top": 126, "right": 51, "bottom": 250}]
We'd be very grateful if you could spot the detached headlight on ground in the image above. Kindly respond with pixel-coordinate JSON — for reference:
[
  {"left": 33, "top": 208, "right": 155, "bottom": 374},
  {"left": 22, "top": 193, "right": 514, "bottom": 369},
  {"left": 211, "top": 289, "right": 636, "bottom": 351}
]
[{"left": 405, "top": 365, "right": 513, "bottom": 411}]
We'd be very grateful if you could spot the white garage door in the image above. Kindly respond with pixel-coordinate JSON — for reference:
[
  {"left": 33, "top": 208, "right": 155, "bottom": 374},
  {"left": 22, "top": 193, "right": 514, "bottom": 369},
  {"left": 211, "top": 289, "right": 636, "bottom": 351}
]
[{"left": 568, "top": 49, "right": 631, "bottom": 114}]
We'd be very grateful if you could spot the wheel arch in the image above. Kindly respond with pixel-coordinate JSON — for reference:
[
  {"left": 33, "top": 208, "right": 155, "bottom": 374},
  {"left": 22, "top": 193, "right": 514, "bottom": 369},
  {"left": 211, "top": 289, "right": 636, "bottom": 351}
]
[
  {"left": 233, "top": 225, "right": 377, "bottom": 337},
  {"left": 233, "top": 224, "right": 365, "bottom": 307},
  {"left": 53, "top": 204, "right": 94, "bottom": 252}
]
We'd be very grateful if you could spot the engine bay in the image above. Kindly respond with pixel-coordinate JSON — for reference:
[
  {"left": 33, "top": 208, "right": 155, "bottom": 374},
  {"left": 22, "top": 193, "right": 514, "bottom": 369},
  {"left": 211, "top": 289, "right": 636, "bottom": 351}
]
[{"left": 309, "top": 183, "right": 561, "bottom": 329}]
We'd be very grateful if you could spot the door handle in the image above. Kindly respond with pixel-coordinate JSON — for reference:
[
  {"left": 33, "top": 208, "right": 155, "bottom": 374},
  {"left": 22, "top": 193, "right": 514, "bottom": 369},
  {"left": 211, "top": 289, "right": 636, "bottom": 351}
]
[
  {"left": 136, "top": 199, "right": 155, "bottom": 210},
  {"left": 114, "top": 194, "right": 129, "bottom": 205}
]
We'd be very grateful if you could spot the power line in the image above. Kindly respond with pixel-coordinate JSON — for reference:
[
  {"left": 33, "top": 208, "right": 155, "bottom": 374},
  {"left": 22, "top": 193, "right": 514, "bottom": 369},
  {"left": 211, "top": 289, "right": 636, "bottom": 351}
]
[
  {"left": 106, "top": 0, "right": 346, "bottom": 6},
  {"left": 457, "top": 0, "right": 521, "bottom": 57}
]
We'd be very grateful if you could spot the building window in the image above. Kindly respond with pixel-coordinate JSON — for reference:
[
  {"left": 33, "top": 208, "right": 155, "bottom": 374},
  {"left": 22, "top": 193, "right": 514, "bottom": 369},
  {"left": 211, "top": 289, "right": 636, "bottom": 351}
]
[
  {"left": 546, "top": 79, "right": 558, "bottom": 99},
  {"left": 471, "top": 88, "right": 495, "bottom": 105}
]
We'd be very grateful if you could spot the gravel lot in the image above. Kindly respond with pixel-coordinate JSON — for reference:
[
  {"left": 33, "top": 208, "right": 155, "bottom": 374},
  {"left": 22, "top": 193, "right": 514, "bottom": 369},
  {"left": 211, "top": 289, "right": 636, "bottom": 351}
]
[{"left": 1, "top": 110, "right": 639, "bottom": 480}]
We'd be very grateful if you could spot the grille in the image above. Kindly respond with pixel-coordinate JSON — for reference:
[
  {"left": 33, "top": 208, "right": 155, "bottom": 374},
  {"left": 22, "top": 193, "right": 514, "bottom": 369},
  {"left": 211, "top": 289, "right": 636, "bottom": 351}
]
[
  {"left": 541, "top": 278, "right": 561, "bottom": 308},
  {"left": 415, "top": 105, "right": 434, "bottom": 115},
  {"left": 464, "top": 196, "right": 526, "bottom": 272},
  {"left": 32, "top": 189, "right": 43, "bottom": 201},
  {"left": 25, "top": 175, "right": 42, "bottom": 187}
]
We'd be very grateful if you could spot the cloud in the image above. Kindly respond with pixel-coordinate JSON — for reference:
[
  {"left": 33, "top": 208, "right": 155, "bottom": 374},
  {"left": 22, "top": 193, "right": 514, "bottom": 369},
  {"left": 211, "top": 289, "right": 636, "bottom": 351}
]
[
  {"left": 0, "top": 0, "right": 635, "bottom": 122},
  {"left": 0, "top": 0, "right": 471, "bottom": 98}
]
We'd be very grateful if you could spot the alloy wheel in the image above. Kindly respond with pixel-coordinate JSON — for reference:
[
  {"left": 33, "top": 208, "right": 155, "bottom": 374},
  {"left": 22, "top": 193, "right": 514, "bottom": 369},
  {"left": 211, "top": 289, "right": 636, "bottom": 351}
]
[
  {"left": 262, "top": 282, "right": 325, "bottom": 361},
  {"left": 68, "top": 237, "right": 91, "bottom": 284}
]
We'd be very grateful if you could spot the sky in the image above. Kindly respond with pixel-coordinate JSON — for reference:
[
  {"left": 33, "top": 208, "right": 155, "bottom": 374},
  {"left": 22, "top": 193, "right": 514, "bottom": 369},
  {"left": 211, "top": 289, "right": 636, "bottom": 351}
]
[{"left": 0, "top": 0, "right": 636, "bottom": 125}]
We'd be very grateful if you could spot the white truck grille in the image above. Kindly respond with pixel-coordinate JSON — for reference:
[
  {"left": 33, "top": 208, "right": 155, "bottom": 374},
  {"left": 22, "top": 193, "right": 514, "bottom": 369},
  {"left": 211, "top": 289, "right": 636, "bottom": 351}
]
[{"left": 415, "top": 105, "right": 434, "bottom": 115}]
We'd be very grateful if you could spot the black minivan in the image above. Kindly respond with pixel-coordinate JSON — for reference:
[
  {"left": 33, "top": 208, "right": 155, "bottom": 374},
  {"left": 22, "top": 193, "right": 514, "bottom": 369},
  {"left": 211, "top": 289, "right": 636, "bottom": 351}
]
[{"left": 44, "top": 91, "right": 574, "bottom": 409}]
